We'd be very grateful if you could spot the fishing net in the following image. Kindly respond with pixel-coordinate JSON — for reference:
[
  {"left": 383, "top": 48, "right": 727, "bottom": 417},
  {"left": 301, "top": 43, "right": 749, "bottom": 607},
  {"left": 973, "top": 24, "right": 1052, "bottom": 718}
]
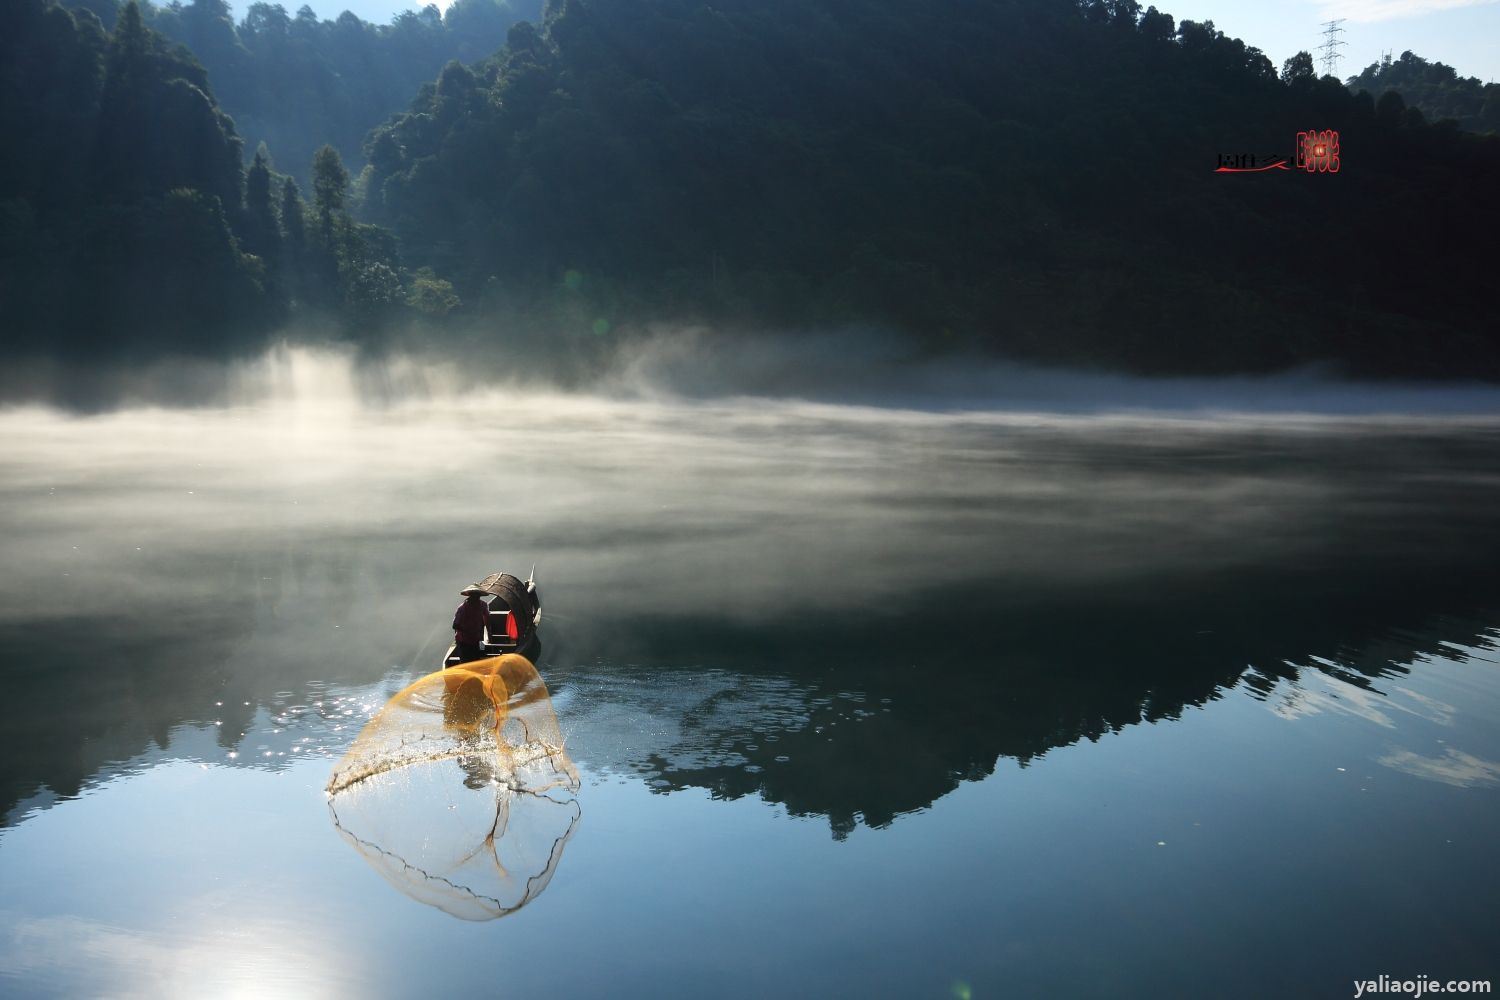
[{"left": 326, "top": 654, "right": 580, "bottom": 921}]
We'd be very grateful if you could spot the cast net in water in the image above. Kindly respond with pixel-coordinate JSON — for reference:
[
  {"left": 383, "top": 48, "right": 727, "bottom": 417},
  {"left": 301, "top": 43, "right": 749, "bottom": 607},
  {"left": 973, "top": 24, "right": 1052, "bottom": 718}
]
[{"left": 326, "top": 654, "right": 580, "bottom": 921}]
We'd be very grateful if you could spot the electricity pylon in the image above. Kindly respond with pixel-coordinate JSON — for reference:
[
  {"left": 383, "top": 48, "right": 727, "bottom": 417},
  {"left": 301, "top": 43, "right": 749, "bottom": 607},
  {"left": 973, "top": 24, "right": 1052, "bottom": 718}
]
[{"left": 1319, "top": 19, "right": 1347, "bottom": 78}]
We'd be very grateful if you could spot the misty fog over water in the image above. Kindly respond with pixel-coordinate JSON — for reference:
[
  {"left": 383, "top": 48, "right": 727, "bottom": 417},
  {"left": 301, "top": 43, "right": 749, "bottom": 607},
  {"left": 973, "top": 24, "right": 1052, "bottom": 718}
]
[
  {"left": 12, "top": 334, "right": 1500, "bottom": 414},
  {"left": 1, "top": 344, "right": 1498, "bottom": 997}
]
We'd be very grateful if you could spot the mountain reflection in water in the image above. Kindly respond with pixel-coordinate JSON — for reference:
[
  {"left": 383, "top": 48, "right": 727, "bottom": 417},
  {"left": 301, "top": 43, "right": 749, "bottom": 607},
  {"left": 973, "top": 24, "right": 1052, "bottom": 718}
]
[
  {"left": 551, "top": 603, "right": 1499, "bottom": 838},
  {"left": 0, "top": 396, "right": 1498, "bottom": 839}
]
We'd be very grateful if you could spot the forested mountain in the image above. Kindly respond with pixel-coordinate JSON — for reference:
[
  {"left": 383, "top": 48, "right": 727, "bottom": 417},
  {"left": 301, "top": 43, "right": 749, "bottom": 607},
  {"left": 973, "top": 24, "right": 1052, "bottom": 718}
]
[
  {"left": 359, "top": 0, "right": 1499, "bottom": 375},
  {"left": 5, "top": 0, "right": 1499, "bottom": 375},
  {"left": 67, "top": 0, "right": 541, "bottom": 182},
  {"left": 1348, "top": 51, "right": 1499, "bottom": 136},
  {"left": 0, "top": 0, "right": 440, "bottom": 356},
  {"left": 2, "top": 0, "right": 265, "bottom": 354}
]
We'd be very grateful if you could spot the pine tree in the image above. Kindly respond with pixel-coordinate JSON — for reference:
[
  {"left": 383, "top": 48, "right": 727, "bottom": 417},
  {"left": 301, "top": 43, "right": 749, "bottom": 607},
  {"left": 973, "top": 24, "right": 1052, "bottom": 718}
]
[
  {"left": 311, "top": 144, "right": 348, "bottom": 243},
  {"left": 279, "top": 175, "right": 306, "bottom": 300},
  {"left": 280, "top": 176, "right": 305, "bottom": 247},
  {"left": 243, "top": 143, "right": 280, "bottom": 261},
  {"left": 97, "top": 1, "right": 151, "bottom": 202}
]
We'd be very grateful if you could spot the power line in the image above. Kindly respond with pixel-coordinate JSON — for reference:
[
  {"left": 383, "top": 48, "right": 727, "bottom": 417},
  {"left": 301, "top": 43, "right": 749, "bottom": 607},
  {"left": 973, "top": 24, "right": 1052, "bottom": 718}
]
[{"left": 1319, "top": 19, "right": 1347, "bottom": 78}]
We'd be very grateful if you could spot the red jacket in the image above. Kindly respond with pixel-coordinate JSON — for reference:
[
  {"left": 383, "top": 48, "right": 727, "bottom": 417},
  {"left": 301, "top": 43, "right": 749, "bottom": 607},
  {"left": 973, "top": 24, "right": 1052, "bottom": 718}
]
[{"left": 452, "top": 596, "right": 487, "bottom": 646}]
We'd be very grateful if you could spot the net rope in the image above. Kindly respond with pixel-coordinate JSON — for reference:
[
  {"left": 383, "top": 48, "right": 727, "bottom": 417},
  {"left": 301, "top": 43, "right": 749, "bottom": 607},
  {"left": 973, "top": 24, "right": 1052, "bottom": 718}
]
[{"left": 326, "top": 654, "right": 580, "bottom": 920}]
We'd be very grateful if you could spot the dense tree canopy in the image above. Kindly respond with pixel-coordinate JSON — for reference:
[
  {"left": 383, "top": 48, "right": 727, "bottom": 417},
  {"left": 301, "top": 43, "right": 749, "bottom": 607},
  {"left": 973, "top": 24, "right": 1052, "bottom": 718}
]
[
  {"left": 6, "top": 0, "right": 1498, "bottom": 376},
  {"left": 1, "top": 0, "right": 267, "bottom": 354},
  {"left": 1, "top": 0, "right": 438, "bottom": 357},
  {"left": 77, "top": 0, "right": 545, "bottom": 182},
  {"left": 359, "top": 0, "right": 1500, "bottom": 375},
  {"left": 1349, "top": 51, "right": 1500, "bottom": 136}
]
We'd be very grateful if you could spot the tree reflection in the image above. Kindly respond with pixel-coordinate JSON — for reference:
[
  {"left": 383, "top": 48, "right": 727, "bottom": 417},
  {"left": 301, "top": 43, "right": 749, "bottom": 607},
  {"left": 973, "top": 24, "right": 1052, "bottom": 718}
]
[{"left": 555, "top": 572, "right": 1500, "bottom": 839}]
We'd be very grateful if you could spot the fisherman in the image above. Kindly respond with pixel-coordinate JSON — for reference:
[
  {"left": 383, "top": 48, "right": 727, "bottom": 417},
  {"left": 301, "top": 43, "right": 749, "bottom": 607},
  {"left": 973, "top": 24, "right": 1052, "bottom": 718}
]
[{"left": 451, "top": 585, "right": 489, "bottom": 663}]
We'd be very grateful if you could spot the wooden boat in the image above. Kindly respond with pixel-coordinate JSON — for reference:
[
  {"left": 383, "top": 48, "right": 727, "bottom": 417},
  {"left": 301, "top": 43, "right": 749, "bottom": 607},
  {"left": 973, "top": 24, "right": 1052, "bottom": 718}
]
[{"left": 443, "top": 569, "right": 542, "bottom": 667}]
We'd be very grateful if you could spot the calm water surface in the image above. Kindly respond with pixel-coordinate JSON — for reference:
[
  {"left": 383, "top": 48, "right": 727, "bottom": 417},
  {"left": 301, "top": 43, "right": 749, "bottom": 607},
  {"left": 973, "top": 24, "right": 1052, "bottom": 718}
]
[{"left": 2, "top": 364, "right": 1499, "bottom": 998}]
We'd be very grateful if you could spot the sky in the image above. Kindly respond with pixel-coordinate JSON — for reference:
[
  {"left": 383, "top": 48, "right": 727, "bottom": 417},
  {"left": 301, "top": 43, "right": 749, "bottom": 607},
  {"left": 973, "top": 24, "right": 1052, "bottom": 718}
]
[
  {"left": 1168, "top": 0, "right": 1500, "bottom": 82},
  {"left": 248, "top": 0, "right": 1500, "bottom": 83}
]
